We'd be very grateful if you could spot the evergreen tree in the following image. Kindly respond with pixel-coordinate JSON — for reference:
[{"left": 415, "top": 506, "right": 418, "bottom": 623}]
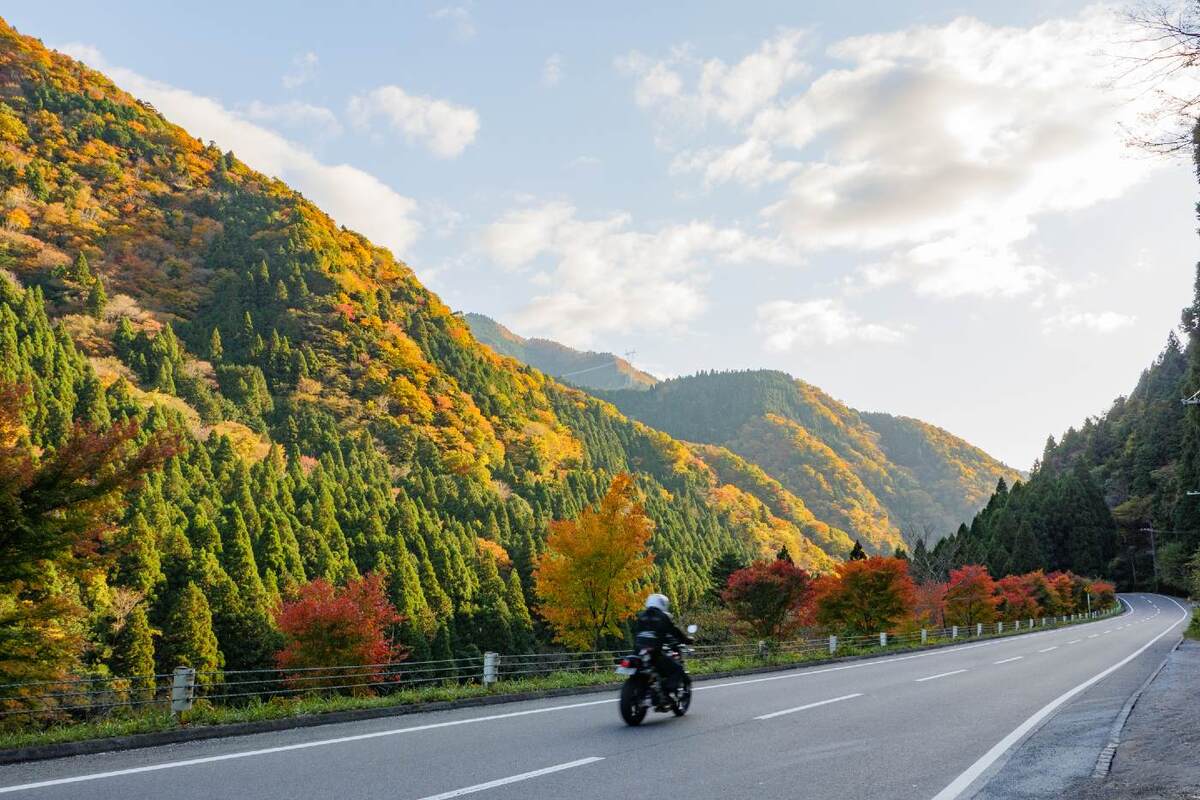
[
  {"left": 85, "top": 275, "right": 107, "bottom": 319},
  {"left": 114, "top": 605, "right": 156, "bottom": 699},
  {"left": 165, "top": 582, "right": 223, "bottom": 680},
  {"left": 848, "top": 540, "right": 867, "bottom": 561}
]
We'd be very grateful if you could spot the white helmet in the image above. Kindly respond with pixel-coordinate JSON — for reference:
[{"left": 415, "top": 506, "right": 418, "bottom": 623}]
[{"left": 644, "top": 593, "right": 669, "bottom": 614}]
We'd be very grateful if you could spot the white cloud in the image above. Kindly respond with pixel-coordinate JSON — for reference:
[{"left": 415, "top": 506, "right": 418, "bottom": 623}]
[
  {"left": 619, "top": 30, "right": 809, "bottom": 125},
  {"left": 757, "top": 298, "right": 906, "bottom": 350},
  {"left": 480, "top": 201, "right": 794, "bottom": 346},
  {"left": 349, "top": 86, "right": 480, "bottom": 158},
  {"left": 431, "top": 7, "right": 476, "bottom": 41},
  {"left": 243, "top": 100, "right": 342, "bottom": 137},
  {"left": 542, "top": 54, "right": 564, "bottom": 88},
  {"left": 1043, "top": 309, "right": 1136, "bottom": 334},
  {"left": 282, "top": 51, "right": 318, "bottom": 90},
  {"left": 59, "top": 44, "right": 421, "bottom": 257},
  {"left": 623, "top": 8, "right": 1197, "bottom": 302}
]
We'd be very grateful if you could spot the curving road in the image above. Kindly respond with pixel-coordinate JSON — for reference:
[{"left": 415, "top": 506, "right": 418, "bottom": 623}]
[{"left": 0, "top": 593, "right": 1188, "bottom": 800}]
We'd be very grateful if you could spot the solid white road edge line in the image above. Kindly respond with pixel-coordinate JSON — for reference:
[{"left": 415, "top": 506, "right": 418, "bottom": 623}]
[
  {"left": 993, "top": 657, "right": 1023, "bottom": 665},
  {"left": 414, "top": 757, "right": 604, "bottom": 800},
  {"left": 916, "top": 669, "right": 968, "bottom": 682},
  {"left": 928, "top": 595, "right": 1188, "bottom": 800},
  {"left": 0, "top": 598, "right": 1143, "bottom": 793},
  {"left": 755, "top": 693, "right": 863, "bottom": 720}
]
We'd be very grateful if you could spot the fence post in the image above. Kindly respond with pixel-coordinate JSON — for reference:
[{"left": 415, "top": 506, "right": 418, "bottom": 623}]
[
  {"left": 171, "top": 666, "right": 195, "bottom": 721},
  {"left": 829, "top": 635, "right": 837, "bottom": 654},
  {"left": 879, "top": 632, "right": 887, "bottom": 648},
  {"left": 951, "top": 625, "right": 958, "bottom": 639},
  {"left": 758, "top": 640, "right": 769, "bottom": 660},
  {"left": 976, "top": 623, "right": 982, "bottom": 637},
  {"left": 921, "top": 628, "right": 927, "bottom": 644},
  {"left": 483, "top": 652, "right": 499, "bottom": 686},
  {"left": 998, "top": 621, "right": 1003, "bottom": 634}
]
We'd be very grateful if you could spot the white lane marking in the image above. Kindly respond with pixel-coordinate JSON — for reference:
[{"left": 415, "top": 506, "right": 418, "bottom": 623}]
[
  {"left": 1088, "top": 634, "right": 1100, "bottom": 639},
  {"left": 930, "top": 595, "right": 1188, "bottom": 800},
  {"left": 1038, "top": 647, "right": 1058, "bottom": 653},
  {"left": 0, "top": 599, "right": 1137, "bottom": 793},
  {"left": 415, "top": 757, "right": 604, "bottom": 800},
  {"left": 916, "top": 669, "right": 968, "bottom": 683},
  {"left": 755, "top": 693, "right": 863, "bottom": 720},
  {"left": 993, "top": 657, "right": 1023, "bottom": 665},
  {"left": 0, "top": 699, "right": 615, "bottom": 795},
  {"left": 1068, "top": 640, "right": 1081, "bottom": 644}
]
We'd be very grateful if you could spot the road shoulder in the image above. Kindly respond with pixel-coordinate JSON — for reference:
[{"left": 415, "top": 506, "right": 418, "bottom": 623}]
[
  {"left": 973, "top": 624, "right": 1186, "bottom": 800},
  {"left": 1073, "top": 638, "right": 1200, "bottom": 799}
]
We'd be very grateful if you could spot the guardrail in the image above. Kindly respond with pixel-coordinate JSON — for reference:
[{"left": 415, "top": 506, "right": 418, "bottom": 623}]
[{"left": 0, "top": 606, "right": 1121, "bottom": 729}]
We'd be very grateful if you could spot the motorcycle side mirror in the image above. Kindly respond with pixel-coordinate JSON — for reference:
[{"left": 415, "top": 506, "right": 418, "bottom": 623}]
[{"left": 686, "top": 624, "right": 698, "bottom": 635}]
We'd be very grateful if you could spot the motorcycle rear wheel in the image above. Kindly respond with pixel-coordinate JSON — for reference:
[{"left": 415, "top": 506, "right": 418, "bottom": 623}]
[{"left": 619, "top": 678, "right": 648, "bottom": 726}]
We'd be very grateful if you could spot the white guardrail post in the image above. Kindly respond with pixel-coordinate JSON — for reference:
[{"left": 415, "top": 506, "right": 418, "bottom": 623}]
[
  {"left": 483, "top": 652, "right": 499, "bottom": 686},
  {"left": 976, "top": 623, "right": 982, "bottom": 637},
  {"left": 171, "top": 666, "right": 195, "bottom": 720},
  {"left": 951, "top": 625, "right": 958, "bottom": 639},
  {"left": 879, "top": 632, "right": 887, "bottom": 648},
  {"left": 829, "top": 635, "right": 837, "bottom": 654},
  {"left": 920, "top": 628, "right": 927, "bottom": 644}
]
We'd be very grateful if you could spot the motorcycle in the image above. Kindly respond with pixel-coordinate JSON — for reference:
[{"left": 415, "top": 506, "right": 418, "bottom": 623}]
[{"left": 615, "top": 623, "right": 698, "bottom": 726}]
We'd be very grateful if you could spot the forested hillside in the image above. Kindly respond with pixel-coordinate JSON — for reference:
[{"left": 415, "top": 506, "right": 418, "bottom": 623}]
[
  {"left": 601, "top": 371, "right": 1022, "bottom": 553},
  {"left": 465, "top": 313, "right": 657, "bottom": 391},
  {"left": 0, "top": 18, "right": 846, "bottom": 683}
]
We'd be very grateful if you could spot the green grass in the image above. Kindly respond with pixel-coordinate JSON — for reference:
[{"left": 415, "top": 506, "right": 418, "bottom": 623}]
[{"left": 0, "top": 605, "right": 1123, "bottom": 753}]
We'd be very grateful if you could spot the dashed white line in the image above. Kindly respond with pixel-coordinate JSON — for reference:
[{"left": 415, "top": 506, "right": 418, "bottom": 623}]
[
  {"left": 1038, "top": 647, "right": 1058, "bottom": 653},
  {"left": 994, "top": 657, "right": 1023, "bottom": 665},
  {"left": 415, "top": 757, "right": 605, "bottom": 800},
  {"left": 1068, "top": 640, "right": 1081, "bottom": 644},
  {"left": 755, "top": 693, "right": 863, "bottom": 720},
  {"left": 1088, "top": 634, "right": 1100, "bottom": 639},
  {"left": 916, "top": 669, "right": 968, "bottom": 683}
]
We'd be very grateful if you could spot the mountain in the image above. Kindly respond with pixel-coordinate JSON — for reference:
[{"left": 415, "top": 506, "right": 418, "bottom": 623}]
[
  {"left": 0, "top": 18, "right": 855, "bottom": 680},
  {"left": 599, "top": 371, "right": 1023, "bottom": 553},
  {"left": 465, "top": 313, "right": 657, "bottom": 391}
]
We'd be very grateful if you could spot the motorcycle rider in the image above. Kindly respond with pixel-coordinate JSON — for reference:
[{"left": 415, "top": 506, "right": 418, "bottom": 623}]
[{"left": 633, "top": 593, "right": 693, "bottom": 701}]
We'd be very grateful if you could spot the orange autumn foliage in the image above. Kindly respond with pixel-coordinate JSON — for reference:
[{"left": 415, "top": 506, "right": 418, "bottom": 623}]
[{"left": 534, "top": 474, "right": 654, "bottom": 651}]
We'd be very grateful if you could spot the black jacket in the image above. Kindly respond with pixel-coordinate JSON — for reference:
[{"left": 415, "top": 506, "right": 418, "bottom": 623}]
[{"left": 633, "top": 606, "right": 693, "bottom": 649}]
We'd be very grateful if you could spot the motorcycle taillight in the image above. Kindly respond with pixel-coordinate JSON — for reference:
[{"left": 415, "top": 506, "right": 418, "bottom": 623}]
[{"left": 619, "top": 658, "right": 631, "bottom": 667}]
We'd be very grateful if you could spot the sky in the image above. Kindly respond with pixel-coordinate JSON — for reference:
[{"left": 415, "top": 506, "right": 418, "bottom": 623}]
[{"left": 8, "top": 1, "right": 1200, "bottom": 469}]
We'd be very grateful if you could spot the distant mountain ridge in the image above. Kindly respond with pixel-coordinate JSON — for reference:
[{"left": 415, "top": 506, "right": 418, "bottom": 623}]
[
  {"left": 465, "top": 313, "right": 657, "bottom": 391},
  {"left": 598, "top": 370, "right": 1023, "bottom": 552}
]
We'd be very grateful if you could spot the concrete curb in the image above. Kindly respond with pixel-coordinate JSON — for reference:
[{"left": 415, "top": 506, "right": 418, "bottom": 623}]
[
  {"left": 0, "top": 611, "right": 1125, "bottom": 765},
  {"left": 1091, "top": 635, "right": 1183, "bottom": 778}
]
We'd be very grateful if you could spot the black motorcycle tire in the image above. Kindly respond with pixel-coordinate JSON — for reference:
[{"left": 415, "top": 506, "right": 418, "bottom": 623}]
[
  {"left": 619, "top": 677, "right": 648, "bottom": 726},
  {"left": 672, "top": 674, "right": 692, "bottom": 717}
]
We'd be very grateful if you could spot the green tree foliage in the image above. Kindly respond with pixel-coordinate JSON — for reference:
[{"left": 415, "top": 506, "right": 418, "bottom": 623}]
[{"left": 165, "top": 582, "right": 223, "bottom": 679}]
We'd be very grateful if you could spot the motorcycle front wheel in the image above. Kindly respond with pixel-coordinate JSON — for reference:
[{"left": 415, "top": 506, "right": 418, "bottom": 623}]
[
  {"left": 672, "top": 674, "right": 692, "bottom": 717},
  {"left": 619, "top": 678, "right": 648, "bottom": 726}
]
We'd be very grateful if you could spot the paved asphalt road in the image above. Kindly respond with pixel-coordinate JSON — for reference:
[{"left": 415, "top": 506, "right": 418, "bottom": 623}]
[{"left": 0, "top": 593, "right": 1187, "bottom": 800}]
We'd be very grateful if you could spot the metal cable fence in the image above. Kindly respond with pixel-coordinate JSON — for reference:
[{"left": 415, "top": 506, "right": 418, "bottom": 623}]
[{"left": 0, "top": 606, "right": 1120, "bottom": 730}]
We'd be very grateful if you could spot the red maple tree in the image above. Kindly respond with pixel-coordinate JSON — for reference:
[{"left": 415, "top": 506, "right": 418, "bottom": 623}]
[
  {"left": 722, "top": 559, "right": 812, "bottom": 641},
  {"left": 275, "top": 574, "right": 407, "bottom": 691},
  {"left": 944, "top": 565, "right": 999, "bottom": 626}
]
